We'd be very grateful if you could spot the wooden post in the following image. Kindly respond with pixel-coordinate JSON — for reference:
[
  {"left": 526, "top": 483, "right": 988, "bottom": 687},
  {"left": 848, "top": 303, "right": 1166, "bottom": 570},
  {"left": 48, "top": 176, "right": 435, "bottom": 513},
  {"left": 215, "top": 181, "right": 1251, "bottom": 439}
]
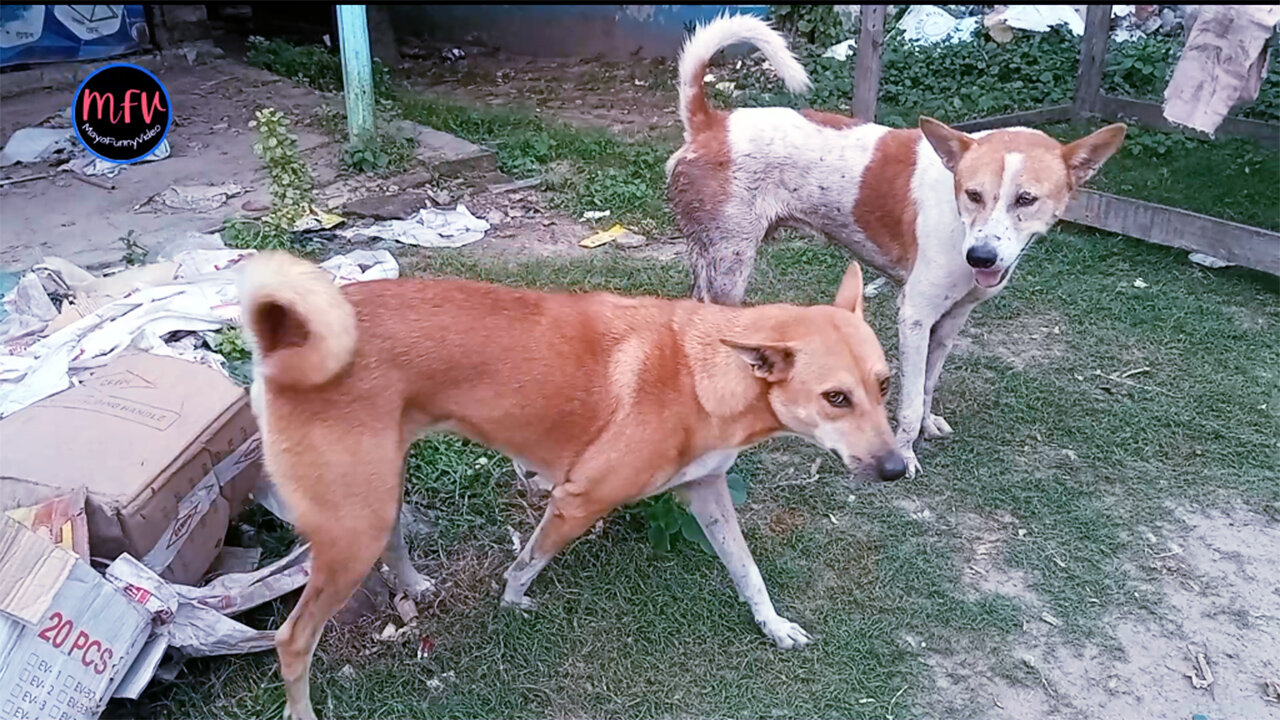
[
  {"left": 851, "top": 5, "right": 886, "bottom": 122},
  {"left": 336, "top": 5, "right": 375, "bottom": 145},
  {"left": 1073, "top": 5, "right": 1111, "bottom": 117}
]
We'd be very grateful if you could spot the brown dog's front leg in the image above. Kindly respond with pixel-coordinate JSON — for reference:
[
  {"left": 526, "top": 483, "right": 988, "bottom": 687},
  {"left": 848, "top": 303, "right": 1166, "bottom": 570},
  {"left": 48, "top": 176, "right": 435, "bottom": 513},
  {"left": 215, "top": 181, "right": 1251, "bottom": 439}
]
[{"left": 675, "top": 473, "right": 812, "bottom": 649}]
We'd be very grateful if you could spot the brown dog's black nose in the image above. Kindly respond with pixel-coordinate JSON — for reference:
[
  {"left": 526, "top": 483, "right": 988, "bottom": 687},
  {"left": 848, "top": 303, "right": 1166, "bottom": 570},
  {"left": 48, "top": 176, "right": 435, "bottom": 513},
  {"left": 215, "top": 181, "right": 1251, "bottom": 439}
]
[{"left": 876, "top": 452, "right": 907, "bottom": 481}]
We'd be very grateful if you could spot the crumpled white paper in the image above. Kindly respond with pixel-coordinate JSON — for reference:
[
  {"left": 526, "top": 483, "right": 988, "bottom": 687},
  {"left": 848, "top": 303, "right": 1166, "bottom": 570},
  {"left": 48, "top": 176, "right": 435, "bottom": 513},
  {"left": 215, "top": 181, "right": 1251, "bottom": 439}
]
[
  {"left": 898, "top": 6, "right": 982, "bottom": 45},
  {"left": 0, "top": 127, "right": 76, "bottom": 166},
  {"left": 318, "top": 249, "right": 399, "bottom": 285},
  {"left": 987, "top": 5, "right": 1085, "bottom": 36},
  {"left": 340, "top": 204, "right": 491, "bottom": 248}
]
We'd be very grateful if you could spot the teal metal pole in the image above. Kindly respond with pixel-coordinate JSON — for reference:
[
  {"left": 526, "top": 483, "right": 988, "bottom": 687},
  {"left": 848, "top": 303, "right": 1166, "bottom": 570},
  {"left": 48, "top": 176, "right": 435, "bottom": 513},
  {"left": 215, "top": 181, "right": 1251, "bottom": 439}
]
[{"left": 336, "top": 5, "right": 374, "bottom": 144}]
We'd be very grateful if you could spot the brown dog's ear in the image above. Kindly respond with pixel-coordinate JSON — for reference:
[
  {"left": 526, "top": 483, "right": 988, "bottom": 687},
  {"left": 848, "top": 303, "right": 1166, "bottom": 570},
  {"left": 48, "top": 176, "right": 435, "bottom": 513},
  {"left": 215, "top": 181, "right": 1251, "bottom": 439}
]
[
  {"left": 721, "top": 339, "right": 795, "bottom": 382},
  {"left": 833, "top": 262, "right": 865, "bottom": 316},
  {"left": 1061, "top": 123, "right": 1126, "bottom": 188},
  {"left": 919, "top": 116, "right": 975, "bottom": 173}
]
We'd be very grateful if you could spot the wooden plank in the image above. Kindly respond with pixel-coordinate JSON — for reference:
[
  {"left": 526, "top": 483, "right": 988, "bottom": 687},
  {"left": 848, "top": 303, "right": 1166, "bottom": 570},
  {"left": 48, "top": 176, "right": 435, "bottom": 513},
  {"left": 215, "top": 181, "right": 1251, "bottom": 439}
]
[
  {"left": 1095, "top": 95, "right": 1280, "bottom": 148},
  {"left": 951, "top": 105, "right": 1074, "bottom": 132},
  {"left": 1073, "top": 5, "right": 1111, "bottom": 116},
  {"left": 851, "top": 5, "right": 886, "bottom": 122},
  {"left": 1062, "top": 189, "right": 1280, "bottom": 275}
]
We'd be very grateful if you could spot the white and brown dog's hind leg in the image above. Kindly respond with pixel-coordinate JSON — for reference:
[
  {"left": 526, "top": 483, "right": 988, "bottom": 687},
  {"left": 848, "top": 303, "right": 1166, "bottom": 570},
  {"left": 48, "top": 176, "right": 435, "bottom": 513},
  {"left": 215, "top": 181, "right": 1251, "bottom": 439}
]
[
  {"left": 674, "top": 473, "right": 812, "bottom": 649},
  {"left": 685, "top": 215, "right": 770, "bottom": 305},
  {"left": 920, "top": 298, "right": 979, "bottom": 440}
]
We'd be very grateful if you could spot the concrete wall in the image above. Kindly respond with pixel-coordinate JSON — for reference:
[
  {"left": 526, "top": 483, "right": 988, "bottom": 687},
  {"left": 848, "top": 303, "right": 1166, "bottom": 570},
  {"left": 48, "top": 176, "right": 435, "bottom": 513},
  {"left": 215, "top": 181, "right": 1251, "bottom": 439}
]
[{"left": 388, "top": 5, "right": 770, "bottom": 60}]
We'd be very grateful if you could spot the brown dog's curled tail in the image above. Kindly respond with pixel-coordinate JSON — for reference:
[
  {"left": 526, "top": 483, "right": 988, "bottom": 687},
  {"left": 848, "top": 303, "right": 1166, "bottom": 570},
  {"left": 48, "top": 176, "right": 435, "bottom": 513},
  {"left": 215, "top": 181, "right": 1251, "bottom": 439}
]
[{"left": 239, "top": 251, "right": 357, "bottom": 388}]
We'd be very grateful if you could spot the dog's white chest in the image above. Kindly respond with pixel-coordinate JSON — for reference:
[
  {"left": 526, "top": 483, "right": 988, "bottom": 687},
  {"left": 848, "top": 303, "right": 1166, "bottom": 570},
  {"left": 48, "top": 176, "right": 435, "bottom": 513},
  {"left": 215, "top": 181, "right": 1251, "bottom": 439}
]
[{"left": 660, "top": 449, "right": 740, "bottom": 492}]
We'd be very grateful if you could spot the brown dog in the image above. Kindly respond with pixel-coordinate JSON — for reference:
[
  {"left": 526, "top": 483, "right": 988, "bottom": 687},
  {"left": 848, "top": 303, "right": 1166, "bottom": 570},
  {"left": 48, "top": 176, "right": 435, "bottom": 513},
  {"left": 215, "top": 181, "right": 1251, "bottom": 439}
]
[{"left": 240, "top": 251, "right": 904, "bottom": 719}]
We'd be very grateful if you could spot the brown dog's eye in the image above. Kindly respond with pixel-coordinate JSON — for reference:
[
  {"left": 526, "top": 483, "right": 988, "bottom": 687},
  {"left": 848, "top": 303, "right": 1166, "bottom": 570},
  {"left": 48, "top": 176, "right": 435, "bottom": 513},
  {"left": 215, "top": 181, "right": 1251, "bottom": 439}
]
[
  {"left": 879, "top": 376, "right": 891, "bottom": 399},
  {"left": 1015, "top": 192, "right": 1038, "bottom": 207},
  {"left": 823, "top": 391, "right": 851, "bottom": 408},
  {"left": 965, "top": 189, "right": 983, "bottom": 204}
]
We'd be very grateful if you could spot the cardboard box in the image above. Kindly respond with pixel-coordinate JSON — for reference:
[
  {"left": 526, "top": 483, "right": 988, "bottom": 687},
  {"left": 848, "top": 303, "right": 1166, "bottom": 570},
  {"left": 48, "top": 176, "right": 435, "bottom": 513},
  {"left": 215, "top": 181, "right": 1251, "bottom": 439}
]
[
  {"left": 0, "top": 517, "right": 151, "bottom": 720},
  {"left": 0, "top": 352, "right": 263, "bottom": 586}
]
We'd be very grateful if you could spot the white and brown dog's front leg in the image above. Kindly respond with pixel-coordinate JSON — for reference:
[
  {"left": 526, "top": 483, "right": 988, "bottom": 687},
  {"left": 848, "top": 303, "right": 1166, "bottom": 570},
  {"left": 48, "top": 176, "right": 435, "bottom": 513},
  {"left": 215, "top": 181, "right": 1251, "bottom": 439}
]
[
  {"left": 675, "top": 474, "right": 812, "bottom": 649},
  {"left": 920, "top": 299, "right": 979, "bottom": 440},
  {"left": 895, "top": 296, "right": 947, "bottom": 477}
]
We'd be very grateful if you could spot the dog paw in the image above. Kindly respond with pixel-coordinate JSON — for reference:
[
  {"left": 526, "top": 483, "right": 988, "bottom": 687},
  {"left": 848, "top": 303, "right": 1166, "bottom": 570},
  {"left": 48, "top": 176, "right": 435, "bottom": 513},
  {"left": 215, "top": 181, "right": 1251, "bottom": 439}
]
[
  {"left": 512, "top": 461, "right": 538, "bottom": 482},
  {"left": 922, "top": 413, "right": 953, "bottom": 440},
  {"left": 897, "top": 445, "right": 922, "bottom": 478},
  {"left": 760, "top": 616, "right": 813, "bottom": 650},
  {"left": 401, "top": 572, "right": 436, "bottom": 600},
  {"left": 283, "top": 703, "right": 318, "bottom": 720},
  {"left": 500, "top": 595, "right": 539, "bottom": 613}
]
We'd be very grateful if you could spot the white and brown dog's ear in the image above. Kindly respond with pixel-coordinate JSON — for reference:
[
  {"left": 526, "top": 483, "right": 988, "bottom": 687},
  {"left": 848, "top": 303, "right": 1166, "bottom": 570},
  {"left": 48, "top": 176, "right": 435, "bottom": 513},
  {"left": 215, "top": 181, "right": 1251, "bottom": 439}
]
[
  {"left": 833, "top": 262, "right": 864, "bottom": 317},
  {"left": 721, "top": 339, "right": 795, "bottom": 382},
  {"left": 919, "top": 116, "right": 975, "bottom": 173},
  {"left": 1061, "top": 123, "right": 1127, "bottom": 188}
]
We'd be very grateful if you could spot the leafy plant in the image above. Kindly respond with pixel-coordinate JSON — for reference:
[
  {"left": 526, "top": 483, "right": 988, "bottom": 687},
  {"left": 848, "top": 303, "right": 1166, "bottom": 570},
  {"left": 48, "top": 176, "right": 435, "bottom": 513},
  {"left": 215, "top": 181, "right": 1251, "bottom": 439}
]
[
  {"left": 225, "top": 107, "right": 316, "bottom": 254},
  {"left": 343, "top": 129, "right": 417, "bottom": 176},
  {"left": 211, "top": 327, "right": 253, "bottom": 387},
  {"left": 768, "top": 5, "right": 855, "bottom": 52},
  {"left": 636, "top": 473, "right": 748, "bottom": 554},
  {"left": 118, "top": 230, "right": 147, "bottom": 266},
  {"left": 245, "top": 36, "right": 395, "bottom": 100}
]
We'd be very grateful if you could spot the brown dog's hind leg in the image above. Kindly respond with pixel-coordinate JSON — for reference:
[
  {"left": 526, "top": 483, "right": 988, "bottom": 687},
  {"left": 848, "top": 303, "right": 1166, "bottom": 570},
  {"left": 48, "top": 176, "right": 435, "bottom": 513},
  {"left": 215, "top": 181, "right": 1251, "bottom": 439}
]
[{"left": 274, "top": 449, "right": 402, "bottom": 720}]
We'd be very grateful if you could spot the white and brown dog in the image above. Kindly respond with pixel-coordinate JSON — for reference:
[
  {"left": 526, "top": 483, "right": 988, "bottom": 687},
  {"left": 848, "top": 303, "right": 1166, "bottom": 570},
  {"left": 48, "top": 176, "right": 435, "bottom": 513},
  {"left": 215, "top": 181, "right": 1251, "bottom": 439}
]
[
  {"left": 667, "top": 15, "right": 1126, "bottom": 476},
  {"left": 241, "top": 252, "right": 904, "bottom": 719}
]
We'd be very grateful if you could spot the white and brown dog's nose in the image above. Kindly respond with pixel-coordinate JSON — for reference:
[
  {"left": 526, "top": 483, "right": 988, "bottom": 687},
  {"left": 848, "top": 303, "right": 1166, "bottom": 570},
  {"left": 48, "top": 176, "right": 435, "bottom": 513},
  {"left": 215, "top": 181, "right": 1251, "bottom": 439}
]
[{"left": 965, "top": 244, "right": 999, "bottom": 269}]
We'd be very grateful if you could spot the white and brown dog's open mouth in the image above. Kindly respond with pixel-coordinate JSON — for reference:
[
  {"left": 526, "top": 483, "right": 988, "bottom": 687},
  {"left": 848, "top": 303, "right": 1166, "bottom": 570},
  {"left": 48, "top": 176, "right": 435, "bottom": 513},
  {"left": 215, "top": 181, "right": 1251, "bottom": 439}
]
[{"left": 973, "top": 266, "right": 1010, "bottom": 288}]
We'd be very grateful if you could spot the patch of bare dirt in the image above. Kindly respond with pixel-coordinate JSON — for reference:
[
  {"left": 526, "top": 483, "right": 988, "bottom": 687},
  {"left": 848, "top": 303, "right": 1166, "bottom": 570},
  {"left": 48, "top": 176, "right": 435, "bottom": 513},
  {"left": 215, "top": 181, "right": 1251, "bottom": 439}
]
[
  {"left": 955, "top": 312, "right": 1068, "bottom": 370},
  {"left": 903, "top": 503, "right": 1280, "bottom": 719},
  {"left": 399, "top": 48, "right": 683, "bottom": 139},
  {"left": 766, "top": 507, "right": 808, "bottom": 538},
  {"left": 954, "top": 510, "right": 1036, "bottom": 603}
]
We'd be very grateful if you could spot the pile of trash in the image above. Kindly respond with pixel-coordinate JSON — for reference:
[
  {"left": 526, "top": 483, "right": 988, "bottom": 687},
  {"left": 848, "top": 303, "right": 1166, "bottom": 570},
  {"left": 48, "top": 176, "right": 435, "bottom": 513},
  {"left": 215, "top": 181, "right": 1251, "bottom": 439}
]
[
  {"left": 0, "top": 236, "right": 406, "bottom": 719},
  {"left": 0, "top": 234, "right": 398, "bottom": 415},
  {"left": 820, "top": 5, "right": 1191, "bottom": 59},
  {"left": 0, "top": 102, "right": 171, "bottom": 178}
]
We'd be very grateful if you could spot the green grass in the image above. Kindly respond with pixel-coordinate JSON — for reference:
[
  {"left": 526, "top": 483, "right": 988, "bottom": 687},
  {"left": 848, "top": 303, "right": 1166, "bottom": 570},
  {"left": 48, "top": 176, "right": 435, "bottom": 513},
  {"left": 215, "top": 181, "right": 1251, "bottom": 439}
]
[
  {"left": 146, "top": 232, "right": 1279, "bottom": 720},
  {"left": 397, "top": 95, "right": 674, "bottom": 236},
  {"left": 1038, "top": 120, "right": 1280, "bottom": 231},
  {"left": 143, "top": 35, "right": 1280, "bottom": 720}
]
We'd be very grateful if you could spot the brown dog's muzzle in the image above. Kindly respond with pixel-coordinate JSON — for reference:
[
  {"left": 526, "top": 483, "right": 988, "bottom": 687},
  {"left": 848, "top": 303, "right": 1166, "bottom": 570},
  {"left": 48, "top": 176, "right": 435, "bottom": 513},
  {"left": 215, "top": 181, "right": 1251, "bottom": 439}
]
[{"left": 874, "top": 451, "right": 907, "bottom": 481}]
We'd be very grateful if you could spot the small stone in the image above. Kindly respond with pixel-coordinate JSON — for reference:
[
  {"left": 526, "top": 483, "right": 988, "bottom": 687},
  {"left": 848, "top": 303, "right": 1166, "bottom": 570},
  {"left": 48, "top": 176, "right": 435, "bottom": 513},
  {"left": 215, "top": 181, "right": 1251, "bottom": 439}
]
[
  {"left": 396, "top": 171, "right": 434, "bottom": 189},
  {"left": 614, "top": 230, "right": 646, "bottom": 249},
  {"left": 342, "top": 190, "right": 433, "bottom": 220},
  {"left": 483, "top": 208, "right": 507, "bottom": 226},
  {"left": 426, "top": 189, "right": 453, "bottom": 206},
  {"left": 242, "top": 199, "right": 269, "bottom": 212}
]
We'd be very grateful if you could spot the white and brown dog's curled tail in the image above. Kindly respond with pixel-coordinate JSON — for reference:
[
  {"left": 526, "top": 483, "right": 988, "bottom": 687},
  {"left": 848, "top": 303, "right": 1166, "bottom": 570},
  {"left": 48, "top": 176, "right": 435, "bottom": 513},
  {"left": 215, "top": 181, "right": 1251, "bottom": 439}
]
[
  {"left": 676, "top": 13, "right": 811, "bottom": 141},
  {"left": 239, "top": 251, "right": 357, "bottom": 388}
]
